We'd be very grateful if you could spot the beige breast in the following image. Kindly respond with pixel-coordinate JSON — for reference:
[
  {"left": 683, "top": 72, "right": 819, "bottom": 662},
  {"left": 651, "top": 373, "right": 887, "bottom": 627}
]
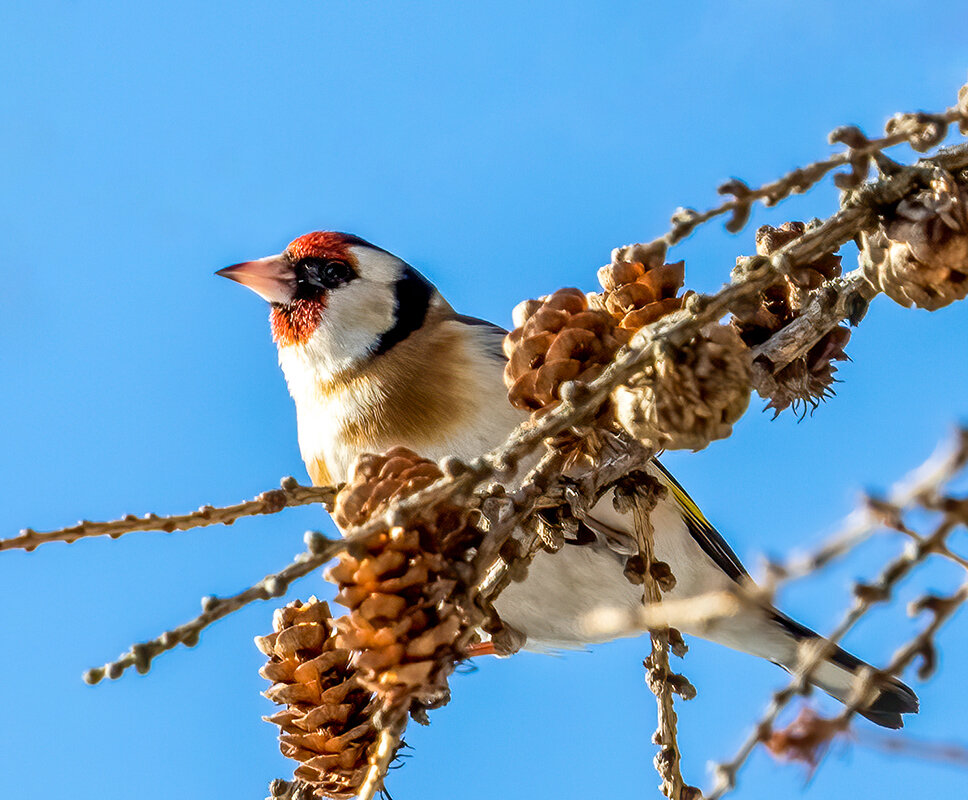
[{"left": 298, "top": 307, "right": 525, "bottom": 485}]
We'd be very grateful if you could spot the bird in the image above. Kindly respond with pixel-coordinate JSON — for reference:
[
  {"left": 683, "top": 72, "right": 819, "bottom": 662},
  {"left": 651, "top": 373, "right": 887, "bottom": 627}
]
[{"left": 218, "top": 230, "right": 918, "bottom": 728}]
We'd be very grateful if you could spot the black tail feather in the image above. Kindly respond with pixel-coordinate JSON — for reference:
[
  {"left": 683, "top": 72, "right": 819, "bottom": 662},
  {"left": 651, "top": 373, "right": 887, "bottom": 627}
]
[
  {"left": 858, "top": 676, "right": 919, "bottom": 729},
  {"left": 772, "top": 611, "right": 920, "bottom": 729}
]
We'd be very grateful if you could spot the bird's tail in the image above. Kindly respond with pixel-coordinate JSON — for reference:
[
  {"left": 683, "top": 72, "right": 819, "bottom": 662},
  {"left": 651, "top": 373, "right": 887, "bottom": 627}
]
[{"left": 771, "top": 611, "right": 919, "bottom": 729}]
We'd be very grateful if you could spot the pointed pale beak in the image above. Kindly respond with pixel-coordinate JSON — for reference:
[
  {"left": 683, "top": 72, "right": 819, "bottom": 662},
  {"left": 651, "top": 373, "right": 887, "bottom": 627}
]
[{"left": 216, "top": 254, "right": 296, "bottom": 304}]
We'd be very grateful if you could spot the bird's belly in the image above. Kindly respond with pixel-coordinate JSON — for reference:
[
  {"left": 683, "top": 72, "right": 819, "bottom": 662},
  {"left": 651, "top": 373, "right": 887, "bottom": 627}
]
[
  {"left": 492, "top": 495, "right": 739, "bottom": 650},
  {"left": 493, "top": 543, "right": 641, "bottom": 648}
]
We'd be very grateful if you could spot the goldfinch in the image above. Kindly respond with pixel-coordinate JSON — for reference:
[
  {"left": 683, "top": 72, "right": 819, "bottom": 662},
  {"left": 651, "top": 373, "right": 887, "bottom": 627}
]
[{"left": 218, "top": 231, "right": 918, "bottom": 728}]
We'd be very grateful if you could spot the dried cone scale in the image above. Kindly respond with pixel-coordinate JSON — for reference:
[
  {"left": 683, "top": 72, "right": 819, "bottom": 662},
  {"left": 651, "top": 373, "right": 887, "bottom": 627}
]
[
  {"left": 503, "top": 288, "right": 631, "bottom": 412},
  {"left": 766, "top": 326, "right": 850, "bottom": 417},
  {"left": 598, "top": 242, "right": 750, "bottom": 450},
  {"left": 861, "top": 170, "right": 968, "bottom": 310},
  {"left": 257, "top": 599, "right": 378, "bottom": 799},
  {"left": 613, "top": 322, "right": 752, "bottom": 451},
  {"left": 731, "top": 221, "right": 844, "bottom": 349},
  {"left": 326, "top": 447, "right": 484, "bottom": 717},
  {"left": 731, "top": 221, "right": 851, "bottom": 416},
  {"left": 598, "top": 243, "right": 692, "bottom": 330},
  {"left": 754, "top": 222, "right": 842, "bottom": 293}
]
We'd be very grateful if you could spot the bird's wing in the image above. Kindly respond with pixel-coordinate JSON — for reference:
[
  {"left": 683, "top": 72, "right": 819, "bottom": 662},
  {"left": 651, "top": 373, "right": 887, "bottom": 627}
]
[
  {"left": 453, "top": 309, "right": 750, "bottom": 583},
  {"left": 579, "top": 459, "right": 750, "bottom": 584},
  {"left": 452, "top": 314, "right": 508, "bottom": 361},
  {"left": 647, "top": 459, "right": 750, "bottom": 582}
]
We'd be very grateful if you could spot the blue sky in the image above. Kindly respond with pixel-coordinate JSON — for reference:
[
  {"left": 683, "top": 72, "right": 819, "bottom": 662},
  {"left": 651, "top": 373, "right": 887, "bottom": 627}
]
[{"left": 1, "top": 2, "right": 967, "bottom": 798}]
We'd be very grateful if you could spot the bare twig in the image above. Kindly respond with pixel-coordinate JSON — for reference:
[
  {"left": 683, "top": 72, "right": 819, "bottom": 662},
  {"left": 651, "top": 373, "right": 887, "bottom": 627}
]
[
  {"left": 581, "top": 591, "right": 747, "bottom": 641},
  {"left": 357, "top": 723, "right": 407, "bottom": 800},
  {"left": 84, "top": 530, "right": 343, "bottom": 683},
  {"left": 855, "top": 729, "right": 968, "bottom": 768},
  {"left": 614, "top": 475, "right": 699, "bottom": 800},
  {"left": 846, "top": 581, "right": 968, "bottom": 715},
  {"left": 708, "top": 431, "right": 968, "bottom": 798},
  {"left": 764, "top": 582, "right": 968, "bottom": 772},
  {"left": 639, "top": 106, "right": 968, "bottom": 248},
  {"left": 2, "top": 478, "right": 338, "bottom": 553},
  {"left": 771, "top": 427, "right": 968, "bottom": 584}
]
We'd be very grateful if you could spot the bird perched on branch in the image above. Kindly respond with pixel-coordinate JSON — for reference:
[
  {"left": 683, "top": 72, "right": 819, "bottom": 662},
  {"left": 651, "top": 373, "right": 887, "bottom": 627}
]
[{"left": 218, "top": 230, "right": 918, "bottom": 728}]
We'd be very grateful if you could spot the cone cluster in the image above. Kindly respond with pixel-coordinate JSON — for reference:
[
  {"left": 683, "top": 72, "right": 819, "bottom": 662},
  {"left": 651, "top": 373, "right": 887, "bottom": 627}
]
[
  {"left": 503, "top": 288, "right": 631, "bottom": 412},
  {"left": 861, "top": 170, "right": 968, "bottom": 310},
  {"left": 257, "top": 599, "right": 379, "bottom": 799},
  {"left": 731, "top": 221, "right": 850, "bottom": 416},
  {"left": 596, "top": 248, "right": 750, "bottom": 450},
  {"left": 597, "top": 249, "right": 691, "bottom": 330},
  {"left": 613, "top": 322, "right": 751, "bottom": 451},
  {"left": 755, "top": 222, "right": 843, "bottom": 292},
  {"left": 326, "top": 447, "right": 483, "bottom": 714}
]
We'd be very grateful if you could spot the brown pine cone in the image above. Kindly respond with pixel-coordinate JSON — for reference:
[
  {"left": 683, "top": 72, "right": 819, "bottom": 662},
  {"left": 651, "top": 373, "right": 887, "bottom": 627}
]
[
  {"left": 959, "top": 82, "right": 968, "bottom": 135},
  {"left": 731, "top": 221, "right": 844, "bottom": 348},
  {"left": 731, "top": 221, "right": 849, "bottom": 415},
  {"left": 755, "top": 221, "right": 842, "bottom": 290},
  {"left": 326, "top": 448, "right": 483, "bottom": 714},
  {"left": 598, "top": 248, "right": 690, "bottom": 331},
  {"left": 765, "top": 326, "right": 851, "bottom": 418},
  {"left": 730, "top": 279, "right": 799, "bottom": 350},
  {"left": 256, "top": 598, "right": 380, "bottom": 800},
  {"left": 613, "top": 323, "right": 751, "bottom": 451},
  {"left": 503, "top": 288, "right": 631, "bottom": 412},
  {"left": 861, "top": 171, "right": 968, "bottom": 311}
]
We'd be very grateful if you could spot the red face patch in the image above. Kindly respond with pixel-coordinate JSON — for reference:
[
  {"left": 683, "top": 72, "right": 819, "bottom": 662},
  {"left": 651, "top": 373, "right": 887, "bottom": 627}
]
[
  {"left": 270, "top": 297, "right": 327, "bottom": 347},
  {"left": 286, "top": 231, "right": 369, "bottom": 264},
  {"left": 269, "top": 232, "right": 372, "bottom": 347}
]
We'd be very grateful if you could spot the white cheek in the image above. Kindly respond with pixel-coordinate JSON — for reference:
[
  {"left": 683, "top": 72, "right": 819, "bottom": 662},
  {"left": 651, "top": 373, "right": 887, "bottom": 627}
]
[
  {"left": 311, "top": 280, "right": 395, "bottom": 374},
  {"left": 347, "top": 245, "right": 407, "bottom": 284},
  {"left": 292, "top": 246, "right": 408, "bottom": 378}
]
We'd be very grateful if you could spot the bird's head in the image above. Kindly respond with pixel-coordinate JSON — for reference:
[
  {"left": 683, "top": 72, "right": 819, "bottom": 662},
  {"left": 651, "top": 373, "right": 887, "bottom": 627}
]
[{"left": 218, "top": 231, "right": 437, "bottom": 374}]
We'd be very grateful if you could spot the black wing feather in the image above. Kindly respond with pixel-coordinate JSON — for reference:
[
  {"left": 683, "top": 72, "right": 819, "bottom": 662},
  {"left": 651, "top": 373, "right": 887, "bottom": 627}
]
[{"left": 650, "top": 459, "right": 750, "bottom": 583}]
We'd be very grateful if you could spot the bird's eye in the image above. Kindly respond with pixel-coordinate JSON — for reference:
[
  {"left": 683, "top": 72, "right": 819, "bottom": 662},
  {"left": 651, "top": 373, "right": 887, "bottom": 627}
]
[
  {"left": 321, "top": 260, "right": 351, "bottom": 285},
  {"left": 296, "top": 258, "right": 354, "bottom": 291}
]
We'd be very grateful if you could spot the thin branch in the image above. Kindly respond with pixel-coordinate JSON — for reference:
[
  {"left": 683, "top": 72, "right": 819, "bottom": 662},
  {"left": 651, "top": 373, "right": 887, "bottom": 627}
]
[
  {"left": 769, "top": 427, "right": 968, "bottom": 584},
  {"left": 357, "top": 723, "right": 407, "bottom": 800},
  {"left": 581, "top": 590, "right": 748, "bottom": 642},
  {"left": 641, "top": 106, "right": 968, "bottom": 248},
  {"left": 2, "top": 479, "right": 338, "bottom": 553},
  {"left": 84, "top": 530, "right": 343, "bottom": 683},
  {"left": 617, "top": 475, "right": 698, "bottom": 800},
  {"left": 855, "top": 729, "right": 968, "bottom": 768},
  {"left": 835, "top": 580, "right": 968, "bottom": 725},
  {"left": 708, "top": 438, "right": 968, "bottom": 799},
  {"left": 764, "top": 581, "right": 968, "bottom": 773}
]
